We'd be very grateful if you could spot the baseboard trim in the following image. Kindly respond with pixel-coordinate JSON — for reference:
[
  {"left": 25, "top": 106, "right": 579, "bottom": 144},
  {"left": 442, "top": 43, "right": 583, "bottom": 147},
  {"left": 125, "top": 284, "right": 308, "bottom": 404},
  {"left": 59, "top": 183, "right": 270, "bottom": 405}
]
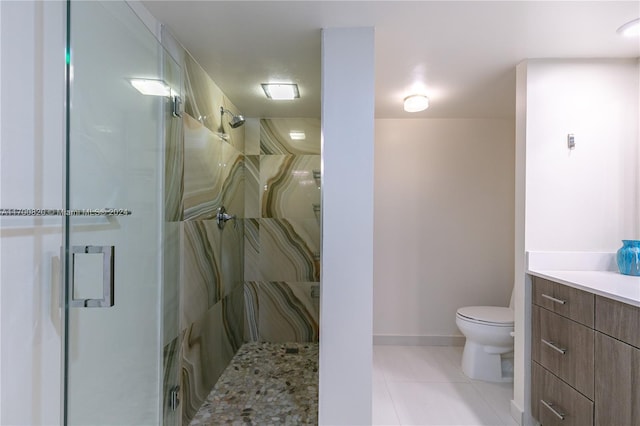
[
  {"left": 373, "top": 335, "right": 465, "bottom": 346},
  {"left": 510, "top": 399, "right": 524, "bottom": 425}
]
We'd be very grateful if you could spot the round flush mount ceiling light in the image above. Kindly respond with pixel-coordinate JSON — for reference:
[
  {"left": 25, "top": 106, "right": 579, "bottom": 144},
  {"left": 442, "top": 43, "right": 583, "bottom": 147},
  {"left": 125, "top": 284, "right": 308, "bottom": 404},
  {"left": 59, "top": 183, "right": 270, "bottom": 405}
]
[
  {"left": 617, "top": 18, "right": 640, "bottom": 37},
  {"left": 403, "top": 94, "right": 429, "bottom": 112}
]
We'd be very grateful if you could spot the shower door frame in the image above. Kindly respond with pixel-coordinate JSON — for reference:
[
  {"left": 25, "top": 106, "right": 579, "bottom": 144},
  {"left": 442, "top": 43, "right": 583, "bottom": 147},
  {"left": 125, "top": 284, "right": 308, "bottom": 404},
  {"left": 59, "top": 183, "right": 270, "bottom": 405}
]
[{"left": 62, "top": 1, "right": 181, "bottom": 424}]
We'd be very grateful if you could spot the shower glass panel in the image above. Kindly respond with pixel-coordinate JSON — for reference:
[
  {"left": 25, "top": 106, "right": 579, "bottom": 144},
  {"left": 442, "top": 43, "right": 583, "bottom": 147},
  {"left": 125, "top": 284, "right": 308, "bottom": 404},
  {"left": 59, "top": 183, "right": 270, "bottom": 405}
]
[{"left": 65, "top": 1, "right": 180, "bottom": 424}]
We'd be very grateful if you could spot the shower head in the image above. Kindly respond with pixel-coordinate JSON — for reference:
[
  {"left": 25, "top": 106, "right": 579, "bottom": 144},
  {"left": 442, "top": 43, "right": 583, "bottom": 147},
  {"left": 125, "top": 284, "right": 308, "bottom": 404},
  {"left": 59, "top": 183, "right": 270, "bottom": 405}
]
[{"left": 220, "top": 107, "right": 245, "bottom": 128}]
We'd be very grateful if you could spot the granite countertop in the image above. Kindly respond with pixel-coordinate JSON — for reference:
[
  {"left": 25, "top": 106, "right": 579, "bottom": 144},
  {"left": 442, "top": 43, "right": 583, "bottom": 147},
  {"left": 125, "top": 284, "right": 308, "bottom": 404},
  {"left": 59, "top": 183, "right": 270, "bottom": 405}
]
[{"left": 527, "top": 252, "right": 640, "bottom": 307}]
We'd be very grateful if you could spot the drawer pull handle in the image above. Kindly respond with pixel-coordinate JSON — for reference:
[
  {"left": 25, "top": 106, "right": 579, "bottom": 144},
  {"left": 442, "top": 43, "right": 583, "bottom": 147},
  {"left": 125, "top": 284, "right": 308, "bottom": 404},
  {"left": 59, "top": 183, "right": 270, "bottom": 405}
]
[
  {"left": 541, "top": 399, "right": 565, "bottom": 420},
  {"left": 541, "top": 338, "right": 566, "bottom": 354},
  {"left": 541, "top": 293, "right": 566, "bottom": 305}
]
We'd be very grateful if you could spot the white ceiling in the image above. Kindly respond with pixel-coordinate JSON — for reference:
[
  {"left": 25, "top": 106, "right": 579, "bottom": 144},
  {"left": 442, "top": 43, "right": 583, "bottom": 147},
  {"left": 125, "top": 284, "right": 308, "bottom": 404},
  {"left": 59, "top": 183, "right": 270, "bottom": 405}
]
[{"left": 142, "top": 1, "right": 640, "bottom": 119}]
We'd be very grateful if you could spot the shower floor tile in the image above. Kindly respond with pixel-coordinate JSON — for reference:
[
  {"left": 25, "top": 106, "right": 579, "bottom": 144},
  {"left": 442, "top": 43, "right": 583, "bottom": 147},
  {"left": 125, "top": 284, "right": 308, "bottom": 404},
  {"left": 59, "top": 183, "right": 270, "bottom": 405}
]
[{"left": 189, "top": 342, "right": 318, "bottom": 426}]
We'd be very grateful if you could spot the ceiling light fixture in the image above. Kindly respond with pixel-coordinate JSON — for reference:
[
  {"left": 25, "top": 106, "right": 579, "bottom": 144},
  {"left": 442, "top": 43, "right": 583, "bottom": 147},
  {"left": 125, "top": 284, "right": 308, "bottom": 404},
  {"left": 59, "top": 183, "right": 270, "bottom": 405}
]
[
  {"left": 130, "top": 79, "right": 171, "bottom": 96},
  {"left": 403, "top": 94, "right": 429, "bottom": 112},
  {"left": 261, "top": 83, "right": 300, "bottom": 100},
  {"left": 617, "top": 18, "right": 640, "bottom": 37},
  {"left": 289, "top": 131, "right": 306, "bottom": 140}
]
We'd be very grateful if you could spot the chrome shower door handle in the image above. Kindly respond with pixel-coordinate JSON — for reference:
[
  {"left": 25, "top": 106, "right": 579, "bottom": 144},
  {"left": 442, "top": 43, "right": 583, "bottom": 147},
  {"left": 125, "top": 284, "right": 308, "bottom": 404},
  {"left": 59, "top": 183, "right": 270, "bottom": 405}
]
[
  {"left": 216, "top": 206, "right": 236, "bottom": 229},
  {"left": 70, "top": 245, "right": 115, "bottom": 308}
]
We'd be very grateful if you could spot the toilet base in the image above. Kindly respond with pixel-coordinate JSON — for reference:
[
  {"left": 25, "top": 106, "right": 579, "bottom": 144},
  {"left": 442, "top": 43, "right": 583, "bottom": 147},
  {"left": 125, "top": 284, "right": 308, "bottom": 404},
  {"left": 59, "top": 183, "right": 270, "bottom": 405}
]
[{"left": 461, "top": 341, "right": 513, "bottom": 383}]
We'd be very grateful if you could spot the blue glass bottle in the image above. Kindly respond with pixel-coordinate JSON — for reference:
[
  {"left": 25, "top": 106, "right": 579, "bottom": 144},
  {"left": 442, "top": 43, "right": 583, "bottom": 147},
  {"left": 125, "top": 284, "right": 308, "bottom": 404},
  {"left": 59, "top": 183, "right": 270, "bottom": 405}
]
[{"left": 616, "top": 240, "right": 640, "bottom": 276}]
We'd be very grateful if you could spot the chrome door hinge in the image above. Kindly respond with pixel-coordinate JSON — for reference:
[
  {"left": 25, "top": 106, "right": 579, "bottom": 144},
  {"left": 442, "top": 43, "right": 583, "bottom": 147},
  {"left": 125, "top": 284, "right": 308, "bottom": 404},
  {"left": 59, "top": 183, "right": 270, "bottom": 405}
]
[
  {"left": 172, "top": 95, "right": 182, "bottom": 118},
  {"left": 169, "top": 385, "right": 180, "bottom": 411}
]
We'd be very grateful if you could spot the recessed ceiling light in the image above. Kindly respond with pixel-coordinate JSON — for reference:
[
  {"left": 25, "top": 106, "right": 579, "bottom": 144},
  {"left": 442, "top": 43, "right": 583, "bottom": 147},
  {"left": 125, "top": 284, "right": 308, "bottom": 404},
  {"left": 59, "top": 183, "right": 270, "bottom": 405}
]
[
  {"left": 403, "top": 94, "right": 429, "bottom": 112},
  {"left": 289, "top": 131, "right": 306, "bottom": 140},
  {"left": 261, "top": 83, "right": 300, "bottom": 100},
  {"left": 617, "top": 18, "right": 640, "bottom": 37},
  {"left": 130, "top": 79, "right": 171, "bottom": 96}
]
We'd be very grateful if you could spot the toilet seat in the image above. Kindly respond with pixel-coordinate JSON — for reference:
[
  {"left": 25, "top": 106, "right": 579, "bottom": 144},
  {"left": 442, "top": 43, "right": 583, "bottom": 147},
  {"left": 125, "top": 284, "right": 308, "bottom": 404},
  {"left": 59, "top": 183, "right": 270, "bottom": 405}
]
[{"left": 456, "top": 306, "right": 513, "bottom": 327}]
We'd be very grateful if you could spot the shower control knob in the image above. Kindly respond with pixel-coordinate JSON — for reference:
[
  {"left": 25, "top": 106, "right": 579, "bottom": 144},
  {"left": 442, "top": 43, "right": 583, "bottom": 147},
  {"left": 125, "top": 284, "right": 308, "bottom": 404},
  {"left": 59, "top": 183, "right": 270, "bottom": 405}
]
[{"left": 216, "top": 206, "right": 236, "bottom": 229}]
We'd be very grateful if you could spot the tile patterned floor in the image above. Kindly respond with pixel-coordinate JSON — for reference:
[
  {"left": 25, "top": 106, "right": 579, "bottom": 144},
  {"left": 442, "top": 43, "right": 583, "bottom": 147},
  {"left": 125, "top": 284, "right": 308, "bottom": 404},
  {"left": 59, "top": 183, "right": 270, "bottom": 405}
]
[
  {"left": 373, "top": 345, "right": 518, "bottom": 426},
  {"left": 190, "top": 344, "right": 518, "bottom": 426},
  {"left": 189, "top": 342, "right": 318, "bottom": 426}
]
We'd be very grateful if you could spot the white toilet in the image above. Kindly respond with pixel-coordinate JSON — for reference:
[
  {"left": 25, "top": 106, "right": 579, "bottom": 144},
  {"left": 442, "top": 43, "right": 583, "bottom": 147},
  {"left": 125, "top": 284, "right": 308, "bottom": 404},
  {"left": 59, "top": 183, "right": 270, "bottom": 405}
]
[{"left": 455, "top": 305, "right": 514, "bottom": 382}]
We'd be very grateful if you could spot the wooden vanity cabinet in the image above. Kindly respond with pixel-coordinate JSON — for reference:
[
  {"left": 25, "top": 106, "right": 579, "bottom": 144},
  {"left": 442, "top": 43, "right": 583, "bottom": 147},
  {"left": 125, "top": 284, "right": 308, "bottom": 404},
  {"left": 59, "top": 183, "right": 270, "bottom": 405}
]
[{"left": 531, "top": 277, "right": 640, "bottom": 426}]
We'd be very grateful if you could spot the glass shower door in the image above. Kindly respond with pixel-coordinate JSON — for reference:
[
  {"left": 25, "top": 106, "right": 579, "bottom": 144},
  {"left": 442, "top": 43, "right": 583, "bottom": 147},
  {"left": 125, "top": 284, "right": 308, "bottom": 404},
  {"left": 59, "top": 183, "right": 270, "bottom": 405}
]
[{"left": 65, "top": 1, "right": 180, "bottom": 424}]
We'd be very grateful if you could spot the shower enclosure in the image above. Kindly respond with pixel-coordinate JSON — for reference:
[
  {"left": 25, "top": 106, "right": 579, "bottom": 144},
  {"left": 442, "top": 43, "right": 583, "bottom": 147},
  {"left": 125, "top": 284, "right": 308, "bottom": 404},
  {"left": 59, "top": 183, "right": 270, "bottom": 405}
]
[
  {"left": 64, "top": 2, "right": 181, "bottom": 424},
  {"left": 1, "top": 1, "right": 318, "bottom": 423}
]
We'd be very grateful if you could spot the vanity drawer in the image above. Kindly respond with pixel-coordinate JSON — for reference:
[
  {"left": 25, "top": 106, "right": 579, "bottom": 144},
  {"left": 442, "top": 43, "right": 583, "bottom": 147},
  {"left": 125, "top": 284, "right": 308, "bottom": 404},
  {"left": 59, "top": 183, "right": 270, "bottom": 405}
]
[
  {"left": 532, "top": 362, "right": 593, "bottom": 426},
  {"left": 532, "top": 306, "right": 594, "bottom": 399},
  {"left": 595, "top": 296, "right": 640, "bottom": 348},
  {"left": 533, "top": 277, "right": 594, "bottom": 327}
]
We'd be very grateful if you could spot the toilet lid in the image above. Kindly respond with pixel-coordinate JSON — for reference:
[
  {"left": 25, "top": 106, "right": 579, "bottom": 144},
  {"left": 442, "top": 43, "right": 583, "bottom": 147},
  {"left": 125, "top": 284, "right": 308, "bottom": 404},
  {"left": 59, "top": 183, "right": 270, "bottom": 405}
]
[{"left": 457, "top": 306, "right": 514, "bottom": 325}]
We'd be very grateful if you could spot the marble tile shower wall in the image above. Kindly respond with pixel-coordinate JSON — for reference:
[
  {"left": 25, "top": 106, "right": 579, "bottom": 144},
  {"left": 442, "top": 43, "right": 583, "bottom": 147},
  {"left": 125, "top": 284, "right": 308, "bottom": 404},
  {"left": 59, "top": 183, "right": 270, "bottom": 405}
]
[
  {"left": 244, "top": 118, "right": 321, "bottom": 343},
  {"left": 161, "top": 47, "right": 245, "bottom": 426}
]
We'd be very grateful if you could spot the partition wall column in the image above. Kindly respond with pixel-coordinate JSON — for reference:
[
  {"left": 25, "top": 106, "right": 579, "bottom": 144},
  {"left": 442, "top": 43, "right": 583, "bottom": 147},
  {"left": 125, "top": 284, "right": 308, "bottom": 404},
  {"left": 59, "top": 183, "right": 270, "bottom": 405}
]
[{"left": 320, "top": 27, "right": 375, "bottom": 425}]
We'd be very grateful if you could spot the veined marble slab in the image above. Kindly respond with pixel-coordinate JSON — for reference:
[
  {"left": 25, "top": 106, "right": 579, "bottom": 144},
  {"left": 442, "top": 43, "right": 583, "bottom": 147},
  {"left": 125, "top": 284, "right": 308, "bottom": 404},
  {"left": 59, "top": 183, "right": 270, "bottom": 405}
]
[
  {"left": 182, "top": 219, "right": 243, "bottom": 320},
  {"left": 244, "top": 118, "right": 261, "bottom": 156},
  {"left": 244, "top": 155, "right": 260, "bottom": 218},
  {"left": 178, "top": 46, "right": 247, "bottom": 426},
  {"left": 182, "top": 220, "right": 221, "bottom": 327},
  {"left": 259, "top": 218, "right": 320, "bottom": 282},
  {"left": 181, "top": 302, "right": 226, "bottom": 425},
  {"left": 183, "top": 115, "right": 222, "bottom": 219},
  {"left": 184, "top": 54, "right": 244, "bottom": 153},
  {"left": 260, "top": 118, "right": 320, "bottom": 155},
  {"left": 243, "top": 118, "right": 321, "bottom": 346},
  {"left": 221, "top": 284, "right": 244, "bottom": 356},
  {"left": 244, "top": 281, "right": 319, "bottom": 343},
  {"left": 261, "top": 155, "right": 320, "bottom": 219},
  {"left": 244, "top": 219, "right": 260, "bottom": 282},
  {"left": 184, "top": 53, "right": 223, "bottom": 135},
  {"left": 218, "top": 141, "right": 245, "bottom": 222},
  {"left": 163, "top": 222, "right": 181, "bottom": 345},
  {"left": 183, "top": 115, "right": 244, "bottom": 220},
  {"left": 244, "top": 281, "right": 260, "bottom": 342},
  {"left": 259, "top": 281, "right": 319, "bottom": 343},
  {"left": 181, "top": 217, "right": 243, "bottom": 325},
  {"left": 182, "top": 245, "right": 245, "bottom": 424},
  {"left": 220, "top": 219, "right": 244, "bottom": 299}
]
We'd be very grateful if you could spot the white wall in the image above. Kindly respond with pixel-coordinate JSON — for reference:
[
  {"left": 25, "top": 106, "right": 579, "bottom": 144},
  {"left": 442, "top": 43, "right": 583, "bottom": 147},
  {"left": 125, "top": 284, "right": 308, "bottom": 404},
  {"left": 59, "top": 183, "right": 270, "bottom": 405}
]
[
  {"left": 0, "top": 2, "right": 66, "bottom": 424},
  {"left": 374, "top": 119, "right": 515, "bottom": 341},
  {"left": 320, "top": 27, "right": 375, "bottom": 425},
  {"left": 514, "top": 58, "right": 640, "bottom": 424},
  {"left": 525, "top": 59, "right": 640, "bottom": 251}
]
